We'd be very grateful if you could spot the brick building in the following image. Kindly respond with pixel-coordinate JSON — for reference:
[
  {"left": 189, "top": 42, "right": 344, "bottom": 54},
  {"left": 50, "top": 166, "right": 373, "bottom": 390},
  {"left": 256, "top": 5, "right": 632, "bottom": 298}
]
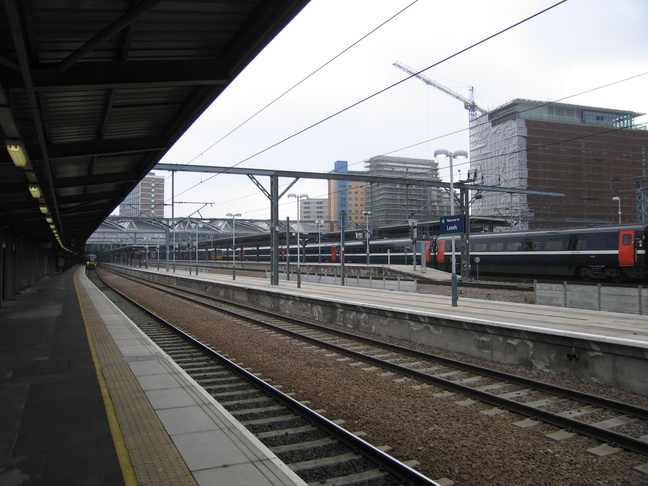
[{"left": 469, "top": 99, "right": 648, "bottom": 229}]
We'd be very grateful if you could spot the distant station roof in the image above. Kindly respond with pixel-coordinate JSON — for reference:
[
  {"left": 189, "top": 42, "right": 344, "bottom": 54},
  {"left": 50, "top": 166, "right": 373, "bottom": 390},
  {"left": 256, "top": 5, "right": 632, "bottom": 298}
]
[{"left": 0, "top": 0, "right": 309, "bottom": 252}]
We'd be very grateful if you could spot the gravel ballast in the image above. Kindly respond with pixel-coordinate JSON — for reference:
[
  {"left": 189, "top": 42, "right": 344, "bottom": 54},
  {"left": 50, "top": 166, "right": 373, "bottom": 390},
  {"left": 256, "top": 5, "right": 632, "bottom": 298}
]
[{"left": 98, "top": 270, "right": 648, "bottom": 485}]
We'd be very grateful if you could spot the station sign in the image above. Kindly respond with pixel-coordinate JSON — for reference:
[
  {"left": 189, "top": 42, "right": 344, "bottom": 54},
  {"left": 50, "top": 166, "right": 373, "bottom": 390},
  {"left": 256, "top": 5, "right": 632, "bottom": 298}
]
[{"left": 440, "top": 215, "right": 465, "bottom": 235}]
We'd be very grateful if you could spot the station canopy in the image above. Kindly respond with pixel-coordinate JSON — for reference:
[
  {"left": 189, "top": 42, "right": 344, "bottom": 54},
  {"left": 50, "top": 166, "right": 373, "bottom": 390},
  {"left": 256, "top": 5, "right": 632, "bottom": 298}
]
[{"left": 0, "top": 0, "right": 309, "bottom": 252}]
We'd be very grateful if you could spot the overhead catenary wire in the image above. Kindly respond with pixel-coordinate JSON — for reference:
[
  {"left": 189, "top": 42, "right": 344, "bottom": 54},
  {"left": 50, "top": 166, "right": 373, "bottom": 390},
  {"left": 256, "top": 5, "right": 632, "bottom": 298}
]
[
  {"left": 158, "top": 0, "right": 419, "bottom": 202},
  {"left": 165, "top": 0, "right": 568, "bottom": 209},
  {"left": 161, "top": 70, "right": 647, "bottom": 221}
]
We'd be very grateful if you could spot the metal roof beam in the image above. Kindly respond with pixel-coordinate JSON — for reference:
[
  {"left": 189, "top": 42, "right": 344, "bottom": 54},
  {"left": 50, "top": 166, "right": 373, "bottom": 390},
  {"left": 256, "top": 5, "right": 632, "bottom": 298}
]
[
  {"left": 2, "top": 62, "right": 231, "bottom": 91},
  {"left": 33, "top": 137, "right": 169, "bottom": 160},
  {"left": 154, "top": 163, "right": 565, "bottom": 197},
  {"left": 57, "top": 0, "right": 164, "bottom": 73}
]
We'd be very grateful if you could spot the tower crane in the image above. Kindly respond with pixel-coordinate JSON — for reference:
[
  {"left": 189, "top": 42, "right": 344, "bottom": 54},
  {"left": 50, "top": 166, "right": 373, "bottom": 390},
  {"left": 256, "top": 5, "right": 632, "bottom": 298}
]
[{"left": 393, "top": 61, "right": 488, "bottom": 121}]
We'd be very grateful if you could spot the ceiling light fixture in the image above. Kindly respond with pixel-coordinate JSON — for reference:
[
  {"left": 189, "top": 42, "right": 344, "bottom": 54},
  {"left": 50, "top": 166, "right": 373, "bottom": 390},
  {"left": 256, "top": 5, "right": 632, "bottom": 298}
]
[
  {"left": 6, "top": 141, "right": 28, "bottom": 168},
  {"left": 29, "top": 184, "right": 42, "bottom": 198}
]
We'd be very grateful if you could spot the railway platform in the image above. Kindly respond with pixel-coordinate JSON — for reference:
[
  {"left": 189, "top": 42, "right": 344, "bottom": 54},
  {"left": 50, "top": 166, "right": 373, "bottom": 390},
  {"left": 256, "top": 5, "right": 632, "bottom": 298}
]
[
  {"left": 111, "top": 263, "right": 648, "bottom": 396},
  {"left": 0, "top": 266, "right": 305, "bottom": 486}
]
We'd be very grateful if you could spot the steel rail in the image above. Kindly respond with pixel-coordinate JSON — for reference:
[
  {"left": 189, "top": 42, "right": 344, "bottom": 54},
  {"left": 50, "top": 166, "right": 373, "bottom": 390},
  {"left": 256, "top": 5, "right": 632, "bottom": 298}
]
[
  {"left": 103, "top": 267, "right": 648, "bottom": 457},
  {"left": 94, "top": 269, "right": 441, "bottom": 486}
]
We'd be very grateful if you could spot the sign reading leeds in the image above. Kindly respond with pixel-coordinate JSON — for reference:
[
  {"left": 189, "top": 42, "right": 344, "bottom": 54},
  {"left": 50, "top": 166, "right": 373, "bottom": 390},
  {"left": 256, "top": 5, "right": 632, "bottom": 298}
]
[{"left": 440, "top": 215, "right": 466, "bottom": 235}]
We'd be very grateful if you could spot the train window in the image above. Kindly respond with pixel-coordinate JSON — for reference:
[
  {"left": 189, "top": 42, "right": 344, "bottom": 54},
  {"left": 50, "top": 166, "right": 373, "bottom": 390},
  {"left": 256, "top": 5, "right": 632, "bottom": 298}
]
[
  {"left": 506, "top": 242, "right": 521, "bottom": 251},
  {"left": 544, "top": 240, "right": 563, "bottom": 251},
  {"left": 523, "top": 241, "right": 540, "bottom": 251},
  {"left": 472, "top": 242, "right": 488, "bottom": 252},
  {"left": 490, "top": 242, "right": 504, "bottom": 251},
  {"left": 568, "top": 239, "right": 586, "bottom": 250},
  {"left": 622, "top": 234, "right": 632, "bottom": 245}
]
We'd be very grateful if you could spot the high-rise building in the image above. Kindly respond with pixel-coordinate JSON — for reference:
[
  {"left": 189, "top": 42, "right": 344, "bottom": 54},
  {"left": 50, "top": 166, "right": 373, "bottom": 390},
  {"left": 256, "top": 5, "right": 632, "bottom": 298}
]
[
  {"left": 328, "top": 160, "right": 369, "bottom": 231},
  {"left": 120, "top": 172, "right": 165, "bottom": 218},
  {"left": 469, "top": 99, "right": 648, "bottom": 229},
  {"left": 300, "top": 198, "right": 328, "bottom": 223},
  {"left": 364, "top": 156, "right": 449, "bottom": 229}
]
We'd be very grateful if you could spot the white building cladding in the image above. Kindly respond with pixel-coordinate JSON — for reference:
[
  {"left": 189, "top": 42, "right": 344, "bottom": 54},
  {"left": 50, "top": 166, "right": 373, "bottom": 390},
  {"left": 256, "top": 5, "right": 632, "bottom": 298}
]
[{"left": 469, "top": 115, "right": 529, "bottom": 228}]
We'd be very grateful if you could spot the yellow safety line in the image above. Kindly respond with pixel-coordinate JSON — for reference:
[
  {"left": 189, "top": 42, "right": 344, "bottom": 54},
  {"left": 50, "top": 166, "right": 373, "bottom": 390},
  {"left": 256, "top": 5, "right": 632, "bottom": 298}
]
[{"left": 74, "top": 276, "right": 138, "bottom": 486}]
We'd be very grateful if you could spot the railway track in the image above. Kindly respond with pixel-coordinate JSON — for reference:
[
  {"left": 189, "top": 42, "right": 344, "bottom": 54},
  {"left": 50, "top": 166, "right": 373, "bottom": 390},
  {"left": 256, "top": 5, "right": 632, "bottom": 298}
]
[
  {"left": 98, "top": 266, "right": 648, "bottom": 460},
  {"left": 90, "top": 270, "right": 438, "bottom": 486}
]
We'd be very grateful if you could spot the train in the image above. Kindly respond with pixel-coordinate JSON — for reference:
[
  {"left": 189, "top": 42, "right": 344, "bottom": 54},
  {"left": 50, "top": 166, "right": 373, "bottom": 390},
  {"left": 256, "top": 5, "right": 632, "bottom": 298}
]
[
  {"left": 231, "top": 224, "right": 648, "bottom": 282},
  {"left": 85, "top": 254, "right": 98, "bottom": 269},
  {"left": 436, "top": 224, "right": 647, "bottom": 282}
]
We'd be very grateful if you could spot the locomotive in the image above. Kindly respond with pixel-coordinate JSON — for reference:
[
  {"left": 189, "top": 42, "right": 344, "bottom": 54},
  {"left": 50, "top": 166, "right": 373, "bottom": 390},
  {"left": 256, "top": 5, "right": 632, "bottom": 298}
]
[{"left": 85, "top": 254, "right": 98, "bottom": 269}]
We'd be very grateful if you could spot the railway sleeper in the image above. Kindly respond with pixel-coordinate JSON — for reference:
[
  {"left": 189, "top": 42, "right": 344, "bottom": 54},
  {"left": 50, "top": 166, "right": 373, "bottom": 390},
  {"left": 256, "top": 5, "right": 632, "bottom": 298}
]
[
  {"left": 179, "top": 361, "right": 222, "bottom": 370},
  {"left": 522, "top": 397, "right": 564, "bottom": 408},
  {"left": 231, "top": 405, "right": 290, "bottom": 419},
  {"left": 221, "top": 396, "right": 276, "bottom": 409},
  {"left": 592, "top": 415, "right": 637, "bottom": 430},
  {"left": 557, "top": 405, "right": 601, "bottom": 418},
  {"left": 255, "top": 424, "right": 323, "bottom": 441},
  {"left": 270, "top": 437, "right": 338, "bottom": 454},
  {"left": 289, "top": 453, "right": 381, "bottom": 478},
  {"left": 311, "top": 468, "right": 396, "bottom": 486},
  {"left": 239, "top": 413, "right": 302, "bottom": 427},
  {"left": 192, "top": 371, "right": 231, "bottom": 381},
  {"left": 209, "top": 389, "right": 264, "bottom": 402},
  {"left": 289, "top": 452, "right": 366, "bottom": 472},
  {"left": 197, "top": 376, "right": 244, "bottom": 386},
  {"left": 207, "top": 383, "right": 254, "bottom": 393}
]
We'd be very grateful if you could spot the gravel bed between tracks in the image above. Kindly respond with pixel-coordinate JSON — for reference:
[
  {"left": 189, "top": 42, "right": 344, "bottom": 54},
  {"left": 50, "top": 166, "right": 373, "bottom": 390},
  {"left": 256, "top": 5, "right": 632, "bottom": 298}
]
[{"left": 99, "top": 270, "right": 648, "bottom": 486}]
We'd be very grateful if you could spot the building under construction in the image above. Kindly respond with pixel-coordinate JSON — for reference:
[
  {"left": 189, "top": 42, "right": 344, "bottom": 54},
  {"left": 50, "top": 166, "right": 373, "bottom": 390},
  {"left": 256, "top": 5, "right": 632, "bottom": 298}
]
[
  {"left": 469, "top": 99, "right": 648, "bottom": 229},
  {"left": 364, "top": 155, "right": 450, "bottom": 229},
  {"left": 328, "top": 157, "right": 450, "bottom": 233}
]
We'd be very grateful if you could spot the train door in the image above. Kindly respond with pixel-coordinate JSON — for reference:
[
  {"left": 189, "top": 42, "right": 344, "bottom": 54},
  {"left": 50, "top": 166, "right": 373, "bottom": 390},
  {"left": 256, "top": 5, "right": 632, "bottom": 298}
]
[
  {"left": 618, "top": 231, "right": 636, "bottom": 266},
  {"left": 437, "top": 239, "right": 446, "bottom": 264},
  {"left": 331, "top": 245, "right": 338, "bottom": 263},
  {"left": 423, "top": 240, "right": 431, "bottom": 264}
]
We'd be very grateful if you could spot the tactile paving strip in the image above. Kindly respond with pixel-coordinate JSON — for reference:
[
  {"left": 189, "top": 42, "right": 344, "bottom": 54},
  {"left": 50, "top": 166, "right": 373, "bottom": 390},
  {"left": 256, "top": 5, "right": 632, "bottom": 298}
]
[{"left": 75, "top": 272, "right": 196, "bottom": 486}]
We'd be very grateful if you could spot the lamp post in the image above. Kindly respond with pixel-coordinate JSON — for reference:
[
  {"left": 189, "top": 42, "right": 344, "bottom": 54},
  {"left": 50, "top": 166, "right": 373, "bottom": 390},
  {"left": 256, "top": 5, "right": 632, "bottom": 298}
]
[
  {"left": 193, "top": 222, "right": 203, "bottom": 275},
  {"left": 288, "top": 193, "right": 308, "bottom": 288},
  {"left": 434, "top": 149, "right": 469, "bottom": 307},
  {"left": 362, "top": 211, "right": 372, "bottom": 264},
  {"left": 226, "top": 213, "right": 241, "bottom": 279},
  {"left": 315, "top": 220, "right": 324, "bottom": 263},
  {"left": 612, "top": 196, "right": 622, "bottom": 224}
]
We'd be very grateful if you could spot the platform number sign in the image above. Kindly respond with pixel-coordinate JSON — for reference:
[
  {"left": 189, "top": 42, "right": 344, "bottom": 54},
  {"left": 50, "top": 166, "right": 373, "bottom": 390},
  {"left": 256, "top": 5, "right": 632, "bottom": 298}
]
[{"left": 440, "top": 215, "right": 465, "bottom": 235}]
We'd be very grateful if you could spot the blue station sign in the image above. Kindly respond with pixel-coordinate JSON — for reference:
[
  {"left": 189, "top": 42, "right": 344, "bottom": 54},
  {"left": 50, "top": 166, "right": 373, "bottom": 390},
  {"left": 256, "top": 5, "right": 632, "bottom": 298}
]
[{"left": 440, "top": 215, "right": 466, "bottom": 235}]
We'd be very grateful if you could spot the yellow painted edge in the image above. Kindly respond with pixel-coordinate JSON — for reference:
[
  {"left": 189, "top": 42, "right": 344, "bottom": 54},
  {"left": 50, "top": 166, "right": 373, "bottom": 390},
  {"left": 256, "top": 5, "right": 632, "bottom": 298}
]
[{"left": 74, "top": 274, "right": 138, "bottom": 486}]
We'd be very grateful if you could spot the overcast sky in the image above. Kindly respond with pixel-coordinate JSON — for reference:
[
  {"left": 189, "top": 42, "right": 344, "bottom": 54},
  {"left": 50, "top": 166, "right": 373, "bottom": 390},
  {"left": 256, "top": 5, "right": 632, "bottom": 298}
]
[{"left": 148, "top": 0, "right": 648, "bottom": 221}]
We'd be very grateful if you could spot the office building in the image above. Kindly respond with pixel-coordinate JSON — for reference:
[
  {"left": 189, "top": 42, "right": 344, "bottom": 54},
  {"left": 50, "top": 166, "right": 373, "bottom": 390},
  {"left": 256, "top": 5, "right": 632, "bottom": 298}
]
[
  {"left": 120, "top": 172, "right": 165, "bottom": 218},
  {"left": 328, "top": 160, "right": 369, "bottom": 231},
  {"left": 300, "top": 198, "right": 328, "bottom": 223}
]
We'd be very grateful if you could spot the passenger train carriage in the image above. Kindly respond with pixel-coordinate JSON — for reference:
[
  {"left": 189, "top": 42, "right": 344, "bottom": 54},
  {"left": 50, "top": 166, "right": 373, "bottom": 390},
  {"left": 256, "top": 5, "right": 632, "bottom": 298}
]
[
  {"left": 240, "top": 238, "right": 430, "bottom": 266},
  {"left": 437, "top": 224, "right": 647, "bottom": 281},
  {"left": 229, "top": 224, "right": 648, "bottom": 282}
]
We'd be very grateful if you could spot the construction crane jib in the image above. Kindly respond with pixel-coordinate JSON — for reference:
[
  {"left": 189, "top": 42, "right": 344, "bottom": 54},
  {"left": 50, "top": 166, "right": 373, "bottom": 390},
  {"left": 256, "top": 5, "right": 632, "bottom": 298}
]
[{"left": 393, "top": 61, "right": 488, "bottom": 121}]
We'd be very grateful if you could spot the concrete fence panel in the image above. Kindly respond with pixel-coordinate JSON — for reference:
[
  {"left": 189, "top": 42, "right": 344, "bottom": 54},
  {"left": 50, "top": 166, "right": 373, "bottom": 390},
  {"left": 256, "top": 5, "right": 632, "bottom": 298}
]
[{"left": 536, "top": 282, "right": 647, "bottom": 315}]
